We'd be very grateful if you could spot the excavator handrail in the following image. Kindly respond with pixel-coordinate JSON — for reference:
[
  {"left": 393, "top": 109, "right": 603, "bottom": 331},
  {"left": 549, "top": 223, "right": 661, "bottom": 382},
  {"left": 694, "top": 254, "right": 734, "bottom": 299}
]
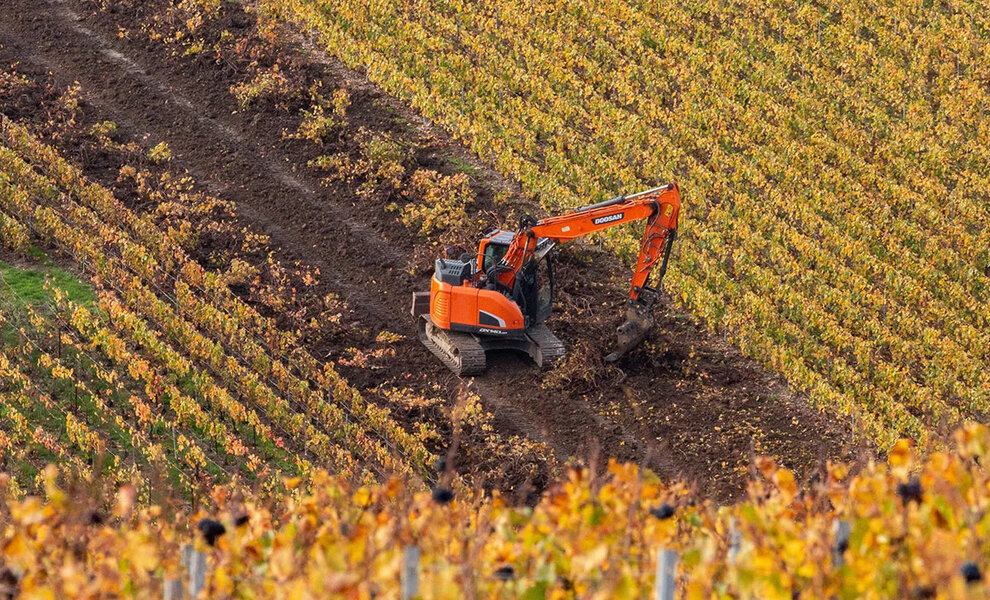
[
  {"left": 572, "top": 183, "right": 672, "bottom": 212},
  {"left": 623, "top": 183, "right": 673, "bottom": 200}
]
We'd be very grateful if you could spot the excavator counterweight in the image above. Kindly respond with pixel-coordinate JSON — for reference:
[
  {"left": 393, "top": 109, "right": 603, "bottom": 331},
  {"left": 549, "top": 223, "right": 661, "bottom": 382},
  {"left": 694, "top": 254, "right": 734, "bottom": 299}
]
[{"left": 412, "top": 184, "right": 681, "bottom": 375}]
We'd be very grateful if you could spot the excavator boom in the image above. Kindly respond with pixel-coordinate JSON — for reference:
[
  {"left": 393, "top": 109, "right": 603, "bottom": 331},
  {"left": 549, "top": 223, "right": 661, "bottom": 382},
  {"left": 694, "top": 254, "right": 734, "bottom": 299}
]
[
  {"left": 412, "top": 184, "right": 681, "bottom": 374},
  {"left": 499, "top": 184, "right": 679, "bottom": 300}
]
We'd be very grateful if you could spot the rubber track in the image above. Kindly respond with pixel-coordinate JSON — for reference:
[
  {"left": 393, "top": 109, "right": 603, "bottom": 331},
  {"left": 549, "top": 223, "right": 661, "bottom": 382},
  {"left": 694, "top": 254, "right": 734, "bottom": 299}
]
[
  {"left": 418, "top": 317, "right": 487, "bottom": 376},
  {"left": 527, "top": 323, "right": 566, "bottom": 367}
]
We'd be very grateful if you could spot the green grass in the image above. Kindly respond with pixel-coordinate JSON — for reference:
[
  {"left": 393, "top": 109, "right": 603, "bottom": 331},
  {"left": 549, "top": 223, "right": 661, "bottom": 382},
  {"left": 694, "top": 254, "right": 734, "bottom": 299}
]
[{"left": 0, "top": 258, "right": 94, "bottom": 308}]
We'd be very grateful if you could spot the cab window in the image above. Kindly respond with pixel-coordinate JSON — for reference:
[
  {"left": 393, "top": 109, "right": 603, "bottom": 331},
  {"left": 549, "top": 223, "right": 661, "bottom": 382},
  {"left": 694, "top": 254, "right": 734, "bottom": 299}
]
[{"left": 483, "top": 242, "right": 508, "bottom": 273}]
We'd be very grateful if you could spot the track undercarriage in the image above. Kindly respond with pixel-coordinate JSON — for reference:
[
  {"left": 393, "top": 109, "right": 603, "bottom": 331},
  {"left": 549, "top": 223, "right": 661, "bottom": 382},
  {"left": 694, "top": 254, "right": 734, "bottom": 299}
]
[{"left": 417, "top": 315, "right": 565, "bottom": 376}]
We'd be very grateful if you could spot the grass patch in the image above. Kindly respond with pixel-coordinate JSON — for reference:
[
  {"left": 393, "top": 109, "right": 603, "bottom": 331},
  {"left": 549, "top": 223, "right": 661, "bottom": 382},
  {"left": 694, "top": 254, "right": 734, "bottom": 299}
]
[
  {"left": 448, "top": 156, "right": 480, "bottom": 176},
  {"left": 0, "top": 259, "right": 94, "bottom": 308}
]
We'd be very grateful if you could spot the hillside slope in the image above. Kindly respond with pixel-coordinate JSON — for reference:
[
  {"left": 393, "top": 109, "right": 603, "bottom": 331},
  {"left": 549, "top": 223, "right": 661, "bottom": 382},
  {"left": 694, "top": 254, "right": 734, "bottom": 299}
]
[
  {"left": 0, "top": 0, "right": 859, "bottom": 499},
  {"left": 268, "top": 0, "right": 990, "bottom": 448}
]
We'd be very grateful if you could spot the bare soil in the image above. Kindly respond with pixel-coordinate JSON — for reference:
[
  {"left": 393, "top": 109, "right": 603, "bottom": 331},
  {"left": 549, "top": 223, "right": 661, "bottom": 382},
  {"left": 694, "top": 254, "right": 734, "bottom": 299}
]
[{"left": 0, "top": 0, "right": 867, "bottom": 501}]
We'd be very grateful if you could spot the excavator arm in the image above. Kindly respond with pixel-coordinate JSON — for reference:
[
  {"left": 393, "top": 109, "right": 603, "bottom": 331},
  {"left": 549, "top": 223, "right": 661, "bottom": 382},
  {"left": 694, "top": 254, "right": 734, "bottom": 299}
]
[{"left": 494, "top": 183, "right": 681, "bottom": 360}]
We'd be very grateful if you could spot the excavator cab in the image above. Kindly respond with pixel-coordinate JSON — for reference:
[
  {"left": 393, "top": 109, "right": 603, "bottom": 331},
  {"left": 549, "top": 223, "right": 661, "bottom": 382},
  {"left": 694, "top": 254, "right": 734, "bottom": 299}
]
[
  {"left": 409, "top": 228, "right": 564, "bottom": 375},
  {"left": 477, "top": 230, "right": 512, "bottom": 274},
  {"left": 477, "top": 230, "right": 555, "bottom": 327}
]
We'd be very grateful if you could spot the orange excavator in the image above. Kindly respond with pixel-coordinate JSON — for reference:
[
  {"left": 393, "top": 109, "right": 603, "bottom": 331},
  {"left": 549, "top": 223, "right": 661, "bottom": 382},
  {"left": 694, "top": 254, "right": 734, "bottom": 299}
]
[{"left": 411, "top": 184, "right": 681, "bottom": 375}]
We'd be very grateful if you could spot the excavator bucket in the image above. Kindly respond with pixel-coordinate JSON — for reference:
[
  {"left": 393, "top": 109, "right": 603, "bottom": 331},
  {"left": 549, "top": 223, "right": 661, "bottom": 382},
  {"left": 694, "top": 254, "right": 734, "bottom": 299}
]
[{"left": 605, "top": 303, "right": 654, "bottom": 362}]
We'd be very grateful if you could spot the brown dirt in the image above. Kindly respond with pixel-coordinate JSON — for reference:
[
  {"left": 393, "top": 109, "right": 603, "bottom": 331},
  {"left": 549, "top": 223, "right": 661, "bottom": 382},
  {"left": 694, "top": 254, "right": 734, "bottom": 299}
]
[{"left": 0, "top": 0, "right": 867, "bottom": 502}]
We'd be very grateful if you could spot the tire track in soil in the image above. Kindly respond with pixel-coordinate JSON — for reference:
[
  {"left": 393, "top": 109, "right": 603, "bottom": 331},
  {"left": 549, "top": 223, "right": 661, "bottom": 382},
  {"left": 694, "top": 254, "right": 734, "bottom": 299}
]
[
  {"left": 0, "top": 0, "right": 862, "bottom": 500},
  {"left": 51, "top": 0, "right": 402, "bottom": 271}
]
